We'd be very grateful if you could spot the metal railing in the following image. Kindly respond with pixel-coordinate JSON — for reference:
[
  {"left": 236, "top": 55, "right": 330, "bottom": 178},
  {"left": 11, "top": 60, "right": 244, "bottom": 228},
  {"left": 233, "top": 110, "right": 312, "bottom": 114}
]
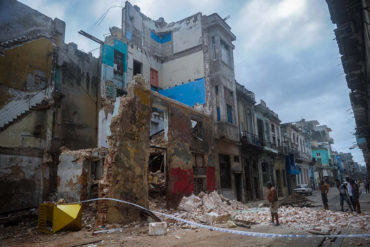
[{"left": 240, "top": 131, "right": 263, "bottom": 147}]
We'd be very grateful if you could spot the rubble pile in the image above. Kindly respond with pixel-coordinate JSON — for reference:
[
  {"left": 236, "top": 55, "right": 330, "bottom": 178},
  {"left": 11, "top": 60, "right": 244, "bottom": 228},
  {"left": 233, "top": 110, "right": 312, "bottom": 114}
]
[
  {"left": 150, "top": 191, "right": 249, "bottom": 227},
  {"left": 233, "top": 206, "right": 370, "bottom": 232},
  {"left": 279, "top": 193, "right": 314, "bottom": 207},
  {"left": 150, "top": 191, "right": 370, "bottom": 233}
]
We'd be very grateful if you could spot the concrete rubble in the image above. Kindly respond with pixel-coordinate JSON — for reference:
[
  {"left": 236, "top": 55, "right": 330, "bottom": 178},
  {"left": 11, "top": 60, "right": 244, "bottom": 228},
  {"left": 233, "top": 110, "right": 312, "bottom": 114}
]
[{"left": 149, "top": 191, "right": 370, "bottom": 234}]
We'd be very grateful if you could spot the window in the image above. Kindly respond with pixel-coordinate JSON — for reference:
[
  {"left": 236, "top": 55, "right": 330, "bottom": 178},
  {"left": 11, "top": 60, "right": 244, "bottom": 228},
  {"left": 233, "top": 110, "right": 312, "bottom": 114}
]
[
  {"left": 114, "top": 50, "right": 124, "bottom": 76},
  {"left": 150, "top": 68, "right": 158, "bottom": 87},
  {"left": 234, "top": 156, "right": 240, "bottom": 163},
  {"left": 271, "top": 124, "right": 275, "bottom": 133},
  {"left": 316, "top": 152, "right": 321, "bottom": 157},
  {"left": 191, "top": 119, "right": 203, "bottom": 139},
  {"left": 212, "top": 36, "right": 216, "bottom": 60},
  {"left": 133, "top": 60, "right": 142, "bottom": 75},
  {"left": 226, "top": 104, "right": 233, "bottom": 123},
  {"left": 215, "top": 85, "right": 218, "bottom": 95},
  {"left": 217, "top": 107, "right": 221, "bottom": 121},
  {"left": 221, "top": 41, "right": 231, "bottom": 65}
]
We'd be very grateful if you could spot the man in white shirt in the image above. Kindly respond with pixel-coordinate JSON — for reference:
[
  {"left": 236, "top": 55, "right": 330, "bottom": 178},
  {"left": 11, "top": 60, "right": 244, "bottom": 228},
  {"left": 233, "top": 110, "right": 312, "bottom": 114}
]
[{"left": 346, "top": 177, "right": 353, "bottom": 200}]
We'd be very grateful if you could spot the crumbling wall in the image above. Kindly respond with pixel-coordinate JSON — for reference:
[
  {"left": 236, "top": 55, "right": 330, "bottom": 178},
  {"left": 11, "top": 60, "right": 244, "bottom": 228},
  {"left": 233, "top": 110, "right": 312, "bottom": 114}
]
[
  {"left": 0, "top": 154, "right": 48, "bottom": 214},
  {"left": 57, "top": 147, "right": 107, "bottom": 202},
  {"left": 97, "top": 76, "right": 152, "bottom": 224}
]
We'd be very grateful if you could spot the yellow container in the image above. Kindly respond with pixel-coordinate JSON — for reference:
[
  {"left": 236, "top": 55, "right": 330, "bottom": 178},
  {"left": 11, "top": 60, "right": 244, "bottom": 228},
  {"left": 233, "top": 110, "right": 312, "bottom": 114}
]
[{"left": 38, "top": 203, "right": 82, "bottom": 233}]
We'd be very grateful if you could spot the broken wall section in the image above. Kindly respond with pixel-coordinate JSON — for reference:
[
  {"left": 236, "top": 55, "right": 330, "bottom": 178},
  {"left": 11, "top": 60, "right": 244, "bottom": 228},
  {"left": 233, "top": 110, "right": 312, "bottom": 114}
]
[
  {"left": 151, "top": 92, "right": 215, "bottom": 209},
  {"left": 97, "top": 76, "right": 152, "bottom": 225},
  {"left": 57, "top": 147, "right": 107, "bottom": 202}
]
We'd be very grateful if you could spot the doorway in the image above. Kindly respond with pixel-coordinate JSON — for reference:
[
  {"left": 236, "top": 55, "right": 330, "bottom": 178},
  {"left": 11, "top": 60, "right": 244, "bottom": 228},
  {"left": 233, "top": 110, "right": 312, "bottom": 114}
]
[{"left": 234, "top": 173, "right": 242, "bottom": 202}]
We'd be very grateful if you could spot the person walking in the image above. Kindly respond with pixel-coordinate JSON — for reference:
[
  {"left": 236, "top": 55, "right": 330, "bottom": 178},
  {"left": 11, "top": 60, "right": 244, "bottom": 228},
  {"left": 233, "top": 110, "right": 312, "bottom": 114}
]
[
  {"left": 338, "top": 182, "right": 353, "bottom": 211},
  {"left": 320, "top": 180, "right": 329, "bottom": 210},
  {"left": 350, "top": 179, "right": 361, "bottom": 213},
  {"left": 266, "top": 182, "right": 279, "bottom": 226},
  {"left": 365, "top": 178, "right": 369, "bottom": 194}
]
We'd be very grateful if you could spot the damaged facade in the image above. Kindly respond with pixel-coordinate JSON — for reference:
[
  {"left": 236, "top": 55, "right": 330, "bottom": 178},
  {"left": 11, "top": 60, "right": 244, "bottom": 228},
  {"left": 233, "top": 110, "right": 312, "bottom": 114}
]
[
  {"left": 0, "top": 0, "right": 352, "bottom": 225},
  {"left": 0, "top": 0, "right": 99, "bottom": 214}
]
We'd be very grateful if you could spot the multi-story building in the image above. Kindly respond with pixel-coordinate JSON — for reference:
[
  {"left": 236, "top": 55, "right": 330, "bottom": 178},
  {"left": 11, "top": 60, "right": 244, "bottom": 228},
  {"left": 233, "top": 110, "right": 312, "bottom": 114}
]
[
  {"left": 254, "top": 100, "right": 282, "bottom": 196},
  {"left": 326, "top": 0, "right": 370, "bottom": 178},
  {"left": 280, "top": 122, "right": 312, "bottom": 193},
  {"left": 236, "top": 82, "right": 262, "bottom": 200},
  {"left": 94, "top": 2, "right": 242, "bottom": 201}
]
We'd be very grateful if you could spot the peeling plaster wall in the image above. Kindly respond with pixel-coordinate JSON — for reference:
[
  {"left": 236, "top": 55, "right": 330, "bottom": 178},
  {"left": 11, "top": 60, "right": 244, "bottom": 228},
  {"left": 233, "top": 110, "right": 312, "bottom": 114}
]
[
  {"left": 0, "top": 154, "right": 47, "bottom": 214},
  {"left": 57, "top": 153, "right": 84, "bottom": 202},
  {"left": 160, "top": 51, "right": 205, "bottom": 89},
  {"left": 57, "top": 148, "right": 107, "bottom": 202}
]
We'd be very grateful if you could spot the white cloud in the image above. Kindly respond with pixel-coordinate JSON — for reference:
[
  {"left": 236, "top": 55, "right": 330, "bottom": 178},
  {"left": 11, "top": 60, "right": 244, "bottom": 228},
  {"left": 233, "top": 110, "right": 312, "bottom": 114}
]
[{"left": 235, "top": 0, "right": 325, "bottom": 57}]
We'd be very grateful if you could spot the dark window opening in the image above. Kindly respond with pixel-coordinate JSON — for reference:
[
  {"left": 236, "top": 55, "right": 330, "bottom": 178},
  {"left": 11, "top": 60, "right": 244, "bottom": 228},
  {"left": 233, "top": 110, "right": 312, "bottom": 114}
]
[
  {"left": 114, "top": 50, "right": 124, "bottom": 76},
  {"left": 191, "top": 119, "right": 203, "bottom": 139},
  {"left": 150, "top": 68, "right": 159, "bottom": 87},
  {"left": 133, "top": 60, "right": 142, "bottom": 76},
  {"left": 234, "top": 156, "right": 240, "bottom": 163},
  {"left": 227, "top": 104, "right": 233, "bottom": 123},
  {"left": 215, "top": 85, "right": 218, "bottom": 95},
  {"left": 148, "top": 152, "right": 166, "bottom": 197},
  {"left": 212, "top": 36, "right": 217, "bottom": 60},
  {"left": 149, "top": 153, "right": 164, "bottom": 173},
  {"left": 217, "top": 107, "right": 221, "bottom": 121},
  {"left": 219, "top": 154, "right": 231, "bottom": 188}
]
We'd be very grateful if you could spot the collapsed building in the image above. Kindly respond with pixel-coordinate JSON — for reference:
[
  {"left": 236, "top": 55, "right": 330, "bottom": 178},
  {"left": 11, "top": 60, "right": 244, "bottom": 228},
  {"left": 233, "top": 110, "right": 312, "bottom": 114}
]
[{"left": 2, "top": 0, "right": 336, "bottom": 224}]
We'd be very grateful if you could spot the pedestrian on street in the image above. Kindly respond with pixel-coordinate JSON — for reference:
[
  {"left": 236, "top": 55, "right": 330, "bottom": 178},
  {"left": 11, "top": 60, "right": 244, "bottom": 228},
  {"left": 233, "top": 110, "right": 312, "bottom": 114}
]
[
  {"left": 338, "top": 182, "right": 353, "bottom": 211},
  {"left": 350, "top": 179, "right": 361, "bottom": 213},
  {"left": 320, "top": 180, "right": 329, "bottom": 210},
  {"left": 266, "top": 182, "right": 279, "bottom": 226},
  {"left": 365, "top": 178, "right": 369, "bottom": 193},
  {"left": 346, "top": 177, "right": 353, "bottom": 203}
]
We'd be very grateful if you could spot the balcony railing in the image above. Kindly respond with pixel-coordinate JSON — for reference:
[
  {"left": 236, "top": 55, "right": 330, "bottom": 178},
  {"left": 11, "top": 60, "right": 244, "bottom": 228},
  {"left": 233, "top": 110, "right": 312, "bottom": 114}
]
[{"left": 240, "top": 131, "right": 263, "bottom": 147}]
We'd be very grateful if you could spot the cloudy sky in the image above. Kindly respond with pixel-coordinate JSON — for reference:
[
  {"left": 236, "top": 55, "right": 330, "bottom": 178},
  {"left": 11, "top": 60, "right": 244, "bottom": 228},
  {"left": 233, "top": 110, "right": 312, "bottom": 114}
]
[{"left": 19, "top": 0, "right": 365, "bottom": 165}]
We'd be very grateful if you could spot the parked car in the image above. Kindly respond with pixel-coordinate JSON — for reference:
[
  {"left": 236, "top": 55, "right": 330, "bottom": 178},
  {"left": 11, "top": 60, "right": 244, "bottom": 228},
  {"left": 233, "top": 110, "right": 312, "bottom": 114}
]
[{"left": 294, "top": 184, "right": 313, "bottom": 195}]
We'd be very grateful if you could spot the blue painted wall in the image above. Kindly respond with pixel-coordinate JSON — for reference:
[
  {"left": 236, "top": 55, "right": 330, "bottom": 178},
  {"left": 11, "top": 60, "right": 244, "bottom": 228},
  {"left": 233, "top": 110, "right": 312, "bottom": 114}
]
[
  {"left": 312, "top": 148, "right": 330, "bottom": 165},
  {"left": 157, "top": 78, "right": 205, "bottom": 107},
  {"left": 101, "top": 39, "right": 128, "bottom": 91},
  {"left": 151, "top": 31, "right": 172, "bottom": 43}
]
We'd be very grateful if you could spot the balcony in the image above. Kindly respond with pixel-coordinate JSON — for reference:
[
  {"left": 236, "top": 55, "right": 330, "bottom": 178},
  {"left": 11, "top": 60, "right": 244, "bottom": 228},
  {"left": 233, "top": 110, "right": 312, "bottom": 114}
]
[
  {"left": 240, "top": 131, "right": 263, "bottom": 147},
  {"left": 216, "top": 122, "right": 239, "bottom": 142}
]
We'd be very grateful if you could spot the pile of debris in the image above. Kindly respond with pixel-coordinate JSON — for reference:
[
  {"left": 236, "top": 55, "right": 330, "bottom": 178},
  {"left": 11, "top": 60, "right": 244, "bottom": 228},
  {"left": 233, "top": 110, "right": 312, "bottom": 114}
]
[
  {"left": 279, "top": 193, "right": 314, "bottom": 207},
  {"left": 148, "top": 170, "right": 166, "bottom": 195},
  {"left": 233, "top": 206, "right": 370, "bottom": 232},
  {"left": 150, "top": 191, "right": 249, "bottom": 227},
  {"left": 150, "top": 191, "right": 370, "bottom": 233}
]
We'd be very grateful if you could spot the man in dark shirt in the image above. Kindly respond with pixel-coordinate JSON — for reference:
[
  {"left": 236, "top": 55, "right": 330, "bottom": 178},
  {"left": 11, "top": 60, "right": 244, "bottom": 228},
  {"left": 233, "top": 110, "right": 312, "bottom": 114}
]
[
  {"left": 266, "top": 182, "right": 279, "bottom": 226},
  {"left": 350, "top": 179, "right": 361, "bottom": 213},
  {"left": 320, "top": 180, "right": 329, "bottom": 210}
]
